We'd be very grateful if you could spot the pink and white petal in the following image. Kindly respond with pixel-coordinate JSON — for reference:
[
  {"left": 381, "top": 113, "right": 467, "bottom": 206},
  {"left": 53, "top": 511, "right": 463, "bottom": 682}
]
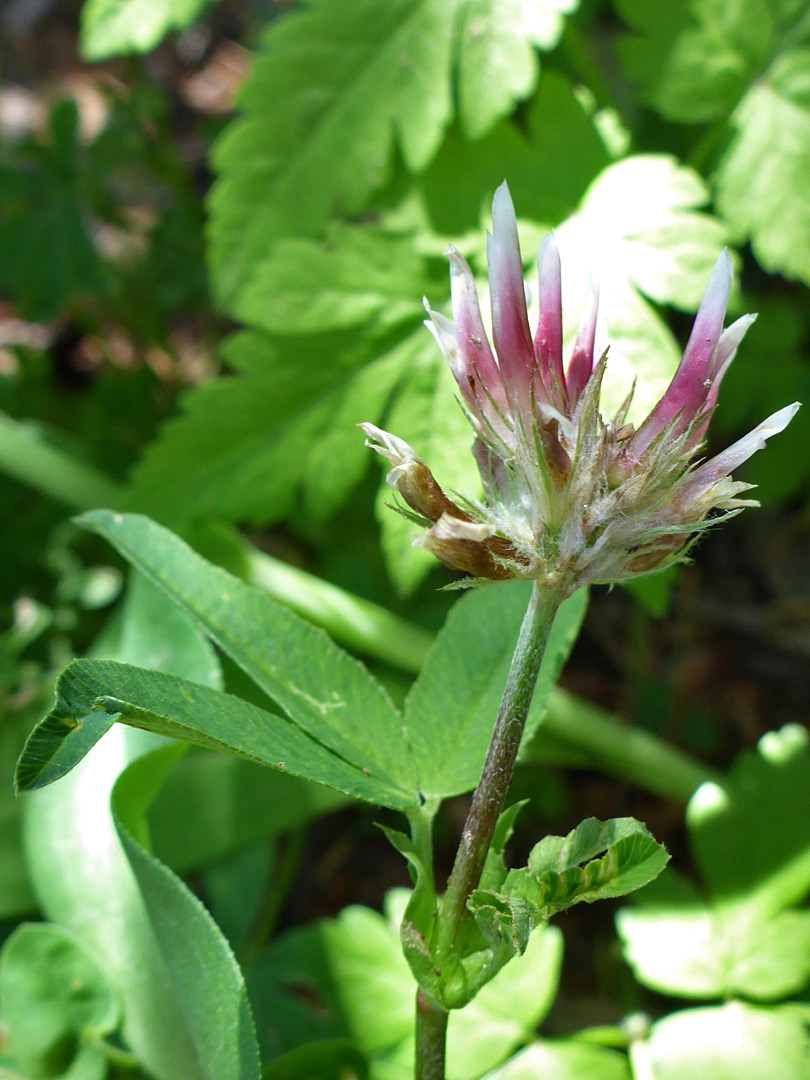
[
  {"left": 533, "top": 233, "right": 565, "bottom": 410},
  {"left": 684, "top": 402, "right": 800, "bottom": 491},
  {"left": 447, "top": 247, "right": 506, "bottom": 409},
  {"left": 566, "top": 275, "right": 599, "bottom": 405},
  {"left": 690, "top": 313, "right": 758, "bottom": 445},
  {"left": 632, "top": 251, "right": 733, "bottom": 456},
  {"left": 486, "top": 183, "right": 534, "bottom": 406}
]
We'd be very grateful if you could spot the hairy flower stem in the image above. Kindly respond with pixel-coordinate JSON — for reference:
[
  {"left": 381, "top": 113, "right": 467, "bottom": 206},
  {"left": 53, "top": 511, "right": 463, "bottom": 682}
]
[
  {"left": 415, "top": 990, "right": 449, "bottom": 1080},
  {"left": 414, "top": 581, "right": 562, "bottom": 1078},
  {"left": 437, "top": 580, "right": 564, "bottom": 962}
]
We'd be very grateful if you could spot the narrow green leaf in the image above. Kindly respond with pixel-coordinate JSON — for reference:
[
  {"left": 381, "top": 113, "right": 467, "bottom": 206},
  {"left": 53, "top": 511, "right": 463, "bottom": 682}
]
[
  {"left": 112, "top": 746, "right": 261, "bottom": 1080},
  {"left": 18, "top": 561, "right": 243, "bottom": 1080},
  {"left": 16, "top": 659, "right": 413, "bottom": 808},
  {"left": 76, "top": 510, "right": 417, "bottom": 794}
]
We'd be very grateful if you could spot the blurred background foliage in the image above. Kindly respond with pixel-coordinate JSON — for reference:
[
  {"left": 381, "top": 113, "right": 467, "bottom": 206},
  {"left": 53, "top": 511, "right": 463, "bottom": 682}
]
[{"left": 1, "top": 0, "right": 810, "bottom": 1078}]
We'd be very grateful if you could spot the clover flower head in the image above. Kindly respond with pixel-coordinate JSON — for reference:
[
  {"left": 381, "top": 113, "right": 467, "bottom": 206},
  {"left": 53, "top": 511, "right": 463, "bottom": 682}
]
[{"left": 360, "top": 183, "right": 799, "bottom": 594}]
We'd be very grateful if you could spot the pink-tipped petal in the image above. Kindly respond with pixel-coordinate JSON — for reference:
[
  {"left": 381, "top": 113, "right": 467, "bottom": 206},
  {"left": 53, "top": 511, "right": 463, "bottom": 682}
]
[
  {"left": 447, "top": 247, "right": 506, "bottom": 413},
  {"left": 534, "top": 233, "right": 566, "bottom": 410},
  {"left": 690, "top": 313, "right": 758, "bottom": 445},
  {"left": 633, "top": 251, "right": 733, "bottom": 456},
  {"left": 566, "top": 275, "right": 600, "bottom": 404},
  {"left": 686, "top": 402, "right": 800, "bottom": 491},
  {"left": 486, "top": 182, "right": 534, "bottom": 407}
]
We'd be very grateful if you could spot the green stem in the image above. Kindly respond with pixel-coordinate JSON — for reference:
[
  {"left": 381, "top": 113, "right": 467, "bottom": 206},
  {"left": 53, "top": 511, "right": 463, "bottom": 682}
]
[
  {"left": 528, "top": 688, "right": 717, "bottom": 801},
  {"left": 415, "top": 989, "right": 448, "bottom": 1080},
  {"left": 0, "top": 414, "right": 122, "bottom": 510},
  {"left": 436, "top": 580, "right": 563, "bottom": 962}
]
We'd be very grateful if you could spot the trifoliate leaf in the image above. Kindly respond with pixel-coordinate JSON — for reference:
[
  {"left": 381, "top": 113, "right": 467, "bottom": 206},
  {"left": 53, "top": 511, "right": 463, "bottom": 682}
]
[
  {"left": 463, "top": 817, "right": 668, "bottom": 1003},
  {"left": 456, "top": 0, "right": 577, "bottom": 140},
  {"left": 79, "top": 0, "right": 214, "bottom": 60}
]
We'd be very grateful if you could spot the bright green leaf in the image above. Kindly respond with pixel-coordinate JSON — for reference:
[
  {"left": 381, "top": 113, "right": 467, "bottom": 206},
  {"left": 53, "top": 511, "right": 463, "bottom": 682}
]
[
  {"left": 234, "top": 227, "right": 426, "bottom": 335},
  {"left": 126, "top": 330, "right": 343, "bottom": 526},
  {"left": 616, "top": 0, "right": 810, "bottom": 283},
  {"left": 419, "top": 73, "right": 609, "bottom": 236},
  {"left": 456, "top": 0, "right": 577, "bottom": 140},
  {"left": 111, "top": 746, "right": 261, "bottom": 1080},
  {"left": 617, "top": 871, "right": 726, "bottom": 999},
  {"left": 715, "top": 48, "right": 810, "bottom": 285},
  {"left": 209, "top": 0, "right": 462, "bottom": 308},
  {"left": 484, "top": 1039, "right": 631, "bottom": 1080},
  {"left": 554, "top": 155, "right": 728, "bottom": 420},
  {"left": 16, "top": 658, "right": 413, "bottom": 808},
  {"left": 689, "top": 724, "right": 810, "bottom": 920},
  {"left": 618, "top": 725, "right": 810, "bottom": 1000},
  {"left": 615, "top": 0, "right": 771, "bottom": 123},
  {"left": 76, "top": 511, "right": 417, "bottom": 794},
  {"left": 127, "top": 327, "right": 413, "bottom": 528},
  {"left": 0, "top": 923, "right": 118, "bottom": 1080},
  {"left": 80, "top": 0, "right": 215, "bottom": 60},
  {"left": 640, "top": 1001, "right": 810, "bottom": 1080}
]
